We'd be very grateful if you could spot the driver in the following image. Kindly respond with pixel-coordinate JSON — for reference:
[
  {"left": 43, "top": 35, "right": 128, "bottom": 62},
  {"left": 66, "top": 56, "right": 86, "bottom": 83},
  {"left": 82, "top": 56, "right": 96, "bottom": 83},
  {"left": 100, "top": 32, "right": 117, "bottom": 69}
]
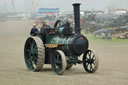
[{"left": 40, "top": 21, "right": 51, "bottom": 33}]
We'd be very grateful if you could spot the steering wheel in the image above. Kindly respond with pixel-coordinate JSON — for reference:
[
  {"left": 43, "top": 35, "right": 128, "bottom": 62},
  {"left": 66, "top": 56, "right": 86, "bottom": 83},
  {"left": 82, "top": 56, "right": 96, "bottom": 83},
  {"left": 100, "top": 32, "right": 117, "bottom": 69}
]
[{"left": 54, "top": 20, "right": 65, "bottom": 28}]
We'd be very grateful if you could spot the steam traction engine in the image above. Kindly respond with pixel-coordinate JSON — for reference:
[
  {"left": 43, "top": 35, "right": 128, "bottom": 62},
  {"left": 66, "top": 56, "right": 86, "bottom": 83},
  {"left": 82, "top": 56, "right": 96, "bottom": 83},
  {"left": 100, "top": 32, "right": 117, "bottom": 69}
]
[{"left": 24, "top": 3, "right": 99, "bottom": 75}]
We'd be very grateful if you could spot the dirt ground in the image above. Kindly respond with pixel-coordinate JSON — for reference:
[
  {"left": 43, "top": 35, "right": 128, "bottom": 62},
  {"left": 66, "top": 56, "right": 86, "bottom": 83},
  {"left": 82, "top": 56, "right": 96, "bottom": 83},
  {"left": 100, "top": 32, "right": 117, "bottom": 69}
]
[{"left": 0, "top": 20, "right": 128, "bottom": 85}]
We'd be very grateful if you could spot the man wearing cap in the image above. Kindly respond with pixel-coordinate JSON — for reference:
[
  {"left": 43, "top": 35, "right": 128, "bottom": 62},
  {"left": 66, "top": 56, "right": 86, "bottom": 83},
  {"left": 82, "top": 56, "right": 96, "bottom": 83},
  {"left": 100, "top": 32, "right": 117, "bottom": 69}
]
[
  {"left": 30, "top": 24, "right": 39, "bottom": 36},
  {"left": 40, "top": 21, "right": 51, "bottom": 33}
]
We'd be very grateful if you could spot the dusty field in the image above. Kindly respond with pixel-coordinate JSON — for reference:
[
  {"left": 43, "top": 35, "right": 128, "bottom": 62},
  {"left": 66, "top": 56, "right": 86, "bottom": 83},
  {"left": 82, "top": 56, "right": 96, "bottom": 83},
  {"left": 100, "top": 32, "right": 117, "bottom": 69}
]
[{"left": 0, "top": 20, "right": 128, "bottom": 85}]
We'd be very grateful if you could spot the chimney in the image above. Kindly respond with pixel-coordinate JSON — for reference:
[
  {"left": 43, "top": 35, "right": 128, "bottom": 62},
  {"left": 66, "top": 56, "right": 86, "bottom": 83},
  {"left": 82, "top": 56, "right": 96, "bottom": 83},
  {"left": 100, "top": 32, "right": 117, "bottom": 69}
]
[{"left": 72, "top": 3, "right": 81, "bottom": 34}]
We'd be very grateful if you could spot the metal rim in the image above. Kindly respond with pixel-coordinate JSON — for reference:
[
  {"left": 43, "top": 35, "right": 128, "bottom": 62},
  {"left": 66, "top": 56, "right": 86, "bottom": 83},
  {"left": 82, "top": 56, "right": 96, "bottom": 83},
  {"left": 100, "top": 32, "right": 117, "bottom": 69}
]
[
  {"left": 51, "top": 50, "right": 67, "bottom": 75},
  {"left": 83, "top": 49, "right": 99, "bottom": 73},
  {"left": 24, "top": 36, "right": 45, "bottom": 71}
]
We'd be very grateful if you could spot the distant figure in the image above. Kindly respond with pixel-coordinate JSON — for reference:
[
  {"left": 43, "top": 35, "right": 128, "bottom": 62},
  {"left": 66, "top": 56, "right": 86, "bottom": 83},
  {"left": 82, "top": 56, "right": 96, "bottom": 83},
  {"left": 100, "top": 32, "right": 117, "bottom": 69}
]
[
  {"left": 30, "top": 24, "right": 39, "bottom": 36},
  {"left": 85, "top": 28, "right": 89, "bottom": 34},
  {"left": 106, "top": 32, "right": 111, "bottom": 40}
]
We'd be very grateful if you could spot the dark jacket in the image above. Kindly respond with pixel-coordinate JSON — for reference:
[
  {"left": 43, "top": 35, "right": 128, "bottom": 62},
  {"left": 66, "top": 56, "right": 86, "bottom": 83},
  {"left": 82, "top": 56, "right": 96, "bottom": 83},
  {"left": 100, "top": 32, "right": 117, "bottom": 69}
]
[
  {"left": 30, "top": 28, "right": 39, "bottom": 36},
  {"left": 40, "top": 25, "right": 51, "bottom": 33}
]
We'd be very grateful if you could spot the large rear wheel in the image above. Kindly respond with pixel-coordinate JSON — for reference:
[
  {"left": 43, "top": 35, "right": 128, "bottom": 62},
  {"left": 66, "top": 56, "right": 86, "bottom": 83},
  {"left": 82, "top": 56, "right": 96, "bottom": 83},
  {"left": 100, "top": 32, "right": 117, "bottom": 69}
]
[
  {"left": 24, "top": 36, "right": 45, "bottom": 71},
  {"left": 51, "top": 50, "right": 67, "bottom": 75}
]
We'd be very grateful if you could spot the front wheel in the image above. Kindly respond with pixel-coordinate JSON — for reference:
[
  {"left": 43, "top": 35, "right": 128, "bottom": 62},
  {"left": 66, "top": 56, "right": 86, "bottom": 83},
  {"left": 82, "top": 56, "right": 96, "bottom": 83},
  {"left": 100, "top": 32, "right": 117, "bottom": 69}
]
[
  {"left": 83, "top": 49, "right": 99, "bottom": 73},
  {"left": 51, "top": 50, "right": 67, "bottom": 75}
]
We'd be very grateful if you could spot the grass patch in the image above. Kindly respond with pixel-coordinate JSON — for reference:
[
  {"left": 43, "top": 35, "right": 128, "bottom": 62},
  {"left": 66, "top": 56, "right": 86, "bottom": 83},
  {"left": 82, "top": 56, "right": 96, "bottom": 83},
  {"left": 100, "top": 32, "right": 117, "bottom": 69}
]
[{"left": 81, "top": 30, "right": 128, "bottom": 44}]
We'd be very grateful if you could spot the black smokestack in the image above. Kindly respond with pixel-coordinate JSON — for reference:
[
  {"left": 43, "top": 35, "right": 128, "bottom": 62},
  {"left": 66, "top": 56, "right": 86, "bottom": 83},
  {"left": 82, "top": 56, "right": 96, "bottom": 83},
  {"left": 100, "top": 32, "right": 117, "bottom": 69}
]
[{"left": 73, "top": 3, "right": 81, "bottom": 34}]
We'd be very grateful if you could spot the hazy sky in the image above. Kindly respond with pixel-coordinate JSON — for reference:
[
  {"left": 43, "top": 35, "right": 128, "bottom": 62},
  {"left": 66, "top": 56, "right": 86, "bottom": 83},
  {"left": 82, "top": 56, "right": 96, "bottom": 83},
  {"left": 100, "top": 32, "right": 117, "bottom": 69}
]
[{"left": 0, "top": 0, "right": 127, "bottom": 12}]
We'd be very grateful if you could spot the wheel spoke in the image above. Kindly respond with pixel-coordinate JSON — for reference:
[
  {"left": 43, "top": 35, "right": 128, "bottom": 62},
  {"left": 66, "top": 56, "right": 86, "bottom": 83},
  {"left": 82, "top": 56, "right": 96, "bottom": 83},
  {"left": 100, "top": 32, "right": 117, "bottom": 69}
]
[
  {"left": 26, "top": 57, "right": 32, "bottom": 62},
  {"left": 27, "top": 40, "right": 31, "bottom": 45},
  {"left": 33, "top": 42, "right": 36, "bottom": 48},
  {"left": 26, "top": 58, "right": 34, "bottom": 69},
  {"left": 90, "top": 64, "right": 93, "bottom": 71},
  {"left": 86, "top": 63, "right": 89, "bottom": 67},
  {"left": 92, "top": 57, "right": 95, "bottom": 65},
  {"left": 92, "top": 61, "right": 95, "bottom": 65},
  {"left": 92, "top": 55, "right": 95, "bottom": 59},
  {"left": 88, "top": 51, "right": 90, "bottom": 56},
  {"left": 58, "top": 64, "right": 62, "bottom": 69},
  {"left": 57, "top": 54, "right": 60, "bottom": 61},
  {"left": 88, "top": 51, "right": 92, "bottom": 59},
  {"left": 33, "top": 45, "right": 37, "bottom": 50},
  {"left": 89, "top": 51, "right": 91, "bottom": 56},
  {"left": 32, "top": 55, "right": 37, "bottom": 61},
  {"left": 25, "top": 49, "right": 30, "bottom": 53},
  {"left": 33, "top": 58, "right": 37, "bottom": 65},
  {"left": 29, "top": 64, "right": 34, "bottom": 70},
  {"left": 32, "top": 45, "right": 38, "bottom": 55},
  {"left": 31, "top": 45, "right": 36, "bottom": 54},
  {"left": 54, "top": 57, "right": 58, "bottom": 64},
  {"left": 31, "top": 42, "right": 34, "bottom": 49},
  {"left": 32, "top": 50, "right": 38, "bottom": 55},
  {"left": 57, "top": 61, "right": 62, "bottom": 64},
  {"left": 86, "top": 56, "right": 89, "bottom": 60}
]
